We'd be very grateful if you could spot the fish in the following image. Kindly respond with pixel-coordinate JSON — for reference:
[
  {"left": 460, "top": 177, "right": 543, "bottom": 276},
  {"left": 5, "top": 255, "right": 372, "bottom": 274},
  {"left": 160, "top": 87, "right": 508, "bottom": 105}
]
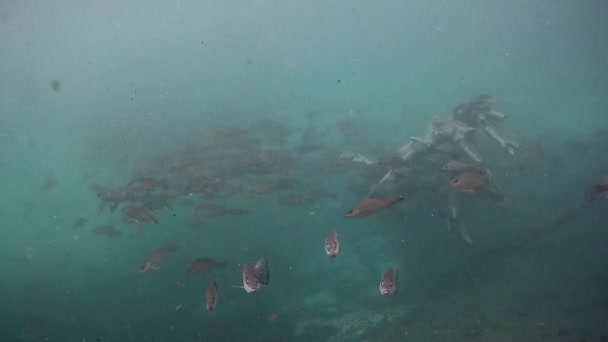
[
  {"left": 586, "top": 176, "right": 608, "bottom": 201},
  {"left": 379, "top": 267, "right": 398, "bottom": 296},
  {"left": 93, "top": 225, "right": 122, "bottom": 237},
  {"left": 594, "top": 177, "right": 608, "bottom": 193},
  {"left": 122, "top": 204, "right": 159, "bottom": 225},
  {"left": 139, "top": 242, "right": 177, "bottom": 273},
  {"left": 126, "top": 177, "right": 169, "bottom": 193},
  {"left": 345, "top": 196, "right": 404, "bottom": 218},
  {"left": 205, "top": 280, "right": 218, "bottom": 311},
  {"left": 442, "top": 160, "right": 475, "bottom": 172},
  {"left": 186, "top": 258, "right": 227, "bottom": 275},
  {"left": 240, "top": 253, "right": 270, "bottom": 293},
  {"left": 72, "top": 217, "right": 87, "bottom": 228},
  {"left": 324, "top": 231, "right": 340, "bottom": 257},
  {"left": 449, "top": 171, "right": 487, "bottom": 192}
]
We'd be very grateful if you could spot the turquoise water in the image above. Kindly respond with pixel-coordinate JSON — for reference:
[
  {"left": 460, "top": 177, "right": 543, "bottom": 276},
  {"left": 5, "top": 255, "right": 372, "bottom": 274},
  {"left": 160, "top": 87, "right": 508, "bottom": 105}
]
[{"left": 1, "top": 1, "right": 608, "bottom": 341}]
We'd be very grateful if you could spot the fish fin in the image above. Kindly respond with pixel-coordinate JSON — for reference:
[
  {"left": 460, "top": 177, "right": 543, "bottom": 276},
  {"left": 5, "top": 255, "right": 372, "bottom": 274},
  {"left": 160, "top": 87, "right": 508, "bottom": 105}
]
[
  {"left": 378, "top": 169, "right": 394, "bottom": 184},
  {"left": 458, "top": 225, "right": 473, "bottom": 245},
  {"left": 109, "top": 201, "right": 119, "bottom": 213},
  {"left": 256, "top": 252, "right": 270, "bottom": 285}
]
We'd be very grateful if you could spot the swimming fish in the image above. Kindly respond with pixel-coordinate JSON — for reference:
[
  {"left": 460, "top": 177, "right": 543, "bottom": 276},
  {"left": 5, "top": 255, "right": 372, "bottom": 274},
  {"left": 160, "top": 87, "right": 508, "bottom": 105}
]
[
  {"left": 594, "top": 176, "right": 608, "bottom": 194},
  {"left": 324, "top": 231, "right": 340, "bottom": 258},
  {"left": 379, "top": 267, "right": 398, "bottom": 296},
  {"left": 345, "top": 196, "right": 404, "bottom": 218},
  {"left": 450, "top": 171, "right": 487, "bottom": 192},
  {"left": 139, "top": 242, "right": 177, "bottom": 273},
  {"left": 442, "top": 160, "right": 475, "bottom": 172},
  {"left": 205, "top": 280, "right": 218, "bottom": 311},
  {"left": 241, "top": 253, "right": 270, "bottom": 293},
  {"left": 186, "top": 258, "right": 227, "bottom": 276}
]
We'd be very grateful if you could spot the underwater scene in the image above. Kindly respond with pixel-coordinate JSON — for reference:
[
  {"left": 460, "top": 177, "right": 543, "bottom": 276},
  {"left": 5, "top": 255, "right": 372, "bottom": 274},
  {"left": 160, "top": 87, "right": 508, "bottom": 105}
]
[{"left": 1, "top": 0, "right": 607, "bottom": 341}]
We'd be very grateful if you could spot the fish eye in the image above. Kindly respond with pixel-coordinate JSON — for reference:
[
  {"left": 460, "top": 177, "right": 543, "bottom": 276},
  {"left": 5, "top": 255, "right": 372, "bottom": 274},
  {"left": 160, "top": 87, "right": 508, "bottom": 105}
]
[
  {"left": 333, "top": 242, "right": 338, "bottom": 248},
  {"left": 245, "top": 277, "right": 250, "bottom": 284},
  {"left": 325, "top": 243, "right": 330, "bottom": 249},
  {"left": 380, "top": 280, "right": 384, "bottom": 286}
]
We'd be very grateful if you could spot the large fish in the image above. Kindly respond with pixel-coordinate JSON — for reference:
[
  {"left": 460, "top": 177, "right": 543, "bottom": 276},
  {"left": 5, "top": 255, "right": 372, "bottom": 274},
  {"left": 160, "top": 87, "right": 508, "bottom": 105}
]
[
  {"left": 205, "top": 280, "right": 218, "bottom": 311},
  {"left": 240, "top": 253, "right": 270, "bottom": 293},
  {"left": 345, "top": 196, "right": 404, "bottom": 218},
  {"left": 379, "top": 267, "right": 398, "bottom": 296},
  {"left": 324, "top": 231, "right": 340, "bottom": 258}
]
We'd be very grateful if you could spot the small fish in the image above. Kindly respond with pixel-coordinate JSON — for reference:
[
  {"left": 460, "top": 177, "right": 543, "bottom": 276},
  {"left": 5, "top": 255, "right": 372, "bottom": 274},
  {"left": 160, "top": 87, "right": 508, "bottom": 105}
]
[
  {"left": 442, "top": 160, "right": 474, "bottom": 172},
  {"left": 324, "top": 231, "right": 340, "bottom": 258},
  {"left": 450, "top": 171, "right": 487, "bottom": 192},
  {"left": 139, "top": 242, "right": 177, "bottom": 273},
  {"left": 241, "top": 253, "right": 270, "bottom": 293},
  {"left": 445, "top": 206, "right": 472, "bottom": 245},
  {"left": 72, "top": 217, "right": 87, "bottom": 228},
  {"left": 379, "top": 267, "right": 398, "bottom": 296},
  {"left": 205, "top": 280, "right": 218, "bottom": 311},
  {"left": 586, "top": 176, "right": 608, "bottom": 201},
  {"left": 345, "top": 196, "right": 404, "bottom": 218},
  {"left": 93, "top": 225, "right": 122, "bottom": 237},
  {"left": 186, "top": 258, "right": 227, "bottom": 275},
  {"left": 594, "top": 176, "right": 608, "bottom": 194}
]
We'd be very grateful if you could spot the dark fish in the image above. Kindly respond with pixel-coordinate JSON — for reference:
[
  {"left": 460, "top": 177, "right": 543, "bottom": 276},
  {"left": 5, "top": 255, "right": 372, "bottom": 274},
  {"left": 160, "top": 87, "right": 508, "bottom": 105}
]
[
  {"left": 594, "top": 176, "right": 608, "bottom": 194},
  {"left": 442, "top": 160, "right": 475, "bottom": 172},
  {"left": 122, "top": 204, "right": 158, "bottom": 225},
  {"left": 91, "top": 184, "right": 130, "bottom": 213},
  {"left": 139, "top": 242, "right": 177, "bottom": 273},
  {"left": 379, "top": 267, "right": 398, "bottom": 296},
  {"left": 41, "top": 179, "right": 58, "bottom": 191},
  {"left": 72, "top": 217, "right": 87, "bottom": 228},
  {"left": 186, "top": 258, "right": 227, "bottom": 275},
  {"left": 93, "top": 225, "right": 122, "bottom": 237},
  {"left": 127, "top": 177, "right": 169, "bottom": 193},
  {"left": 345, "top": 196, "right": 404, "bottom": 218},
  {"left": 241, "top": 253, "right": 270, "bottom": 293},
  {"left": 324, "top": 231, "right": 339, "bottom": 258},
  {"left": 205, "top": 280, "right": 218, "bottom": 311}
]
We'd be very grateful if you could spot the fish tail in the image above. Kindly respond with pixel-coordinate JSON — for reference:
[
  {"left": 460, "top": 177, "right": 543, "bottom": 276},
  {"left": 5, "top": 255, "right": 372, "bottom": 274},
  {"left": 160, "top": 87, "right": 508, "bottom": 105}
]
[
  {"left": 391, "top": 196, "right": 405, "bottom": 205},
  {"left": 258, "top": 252, "right": 270, "bottom": 285}
]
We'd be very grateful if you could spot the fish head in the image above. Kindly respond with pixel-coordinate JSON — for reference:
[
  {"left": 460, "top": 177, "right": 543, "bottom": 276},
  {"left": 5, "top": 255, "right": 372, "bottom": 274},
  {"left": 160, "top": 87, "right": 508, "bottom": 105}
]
[
  {"left": 450, "top": 174, "right": 465, "bottom": 188},
  {"left": 379, "top": 267, "right": 398, "bottom": 296},
  {"left": 242, "top": 262, "right": 260, "bottom": 293},
  {"left": 96, "top": 191, "right": 111, "bottom": 200},
  {"left": 324, "top": 231, "right": 339, "bottom": 257},
  {"left": 345, "top": 204, "right": 362, "bottom": 217}
]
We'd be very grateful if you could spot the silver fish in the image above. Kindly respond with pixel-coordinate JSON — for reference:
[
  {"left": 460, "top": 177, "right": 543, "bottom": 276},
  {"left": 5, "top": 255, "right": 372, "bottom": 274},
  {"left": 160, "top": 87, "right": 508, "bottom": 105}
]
[{"left": 241, "top": 253, "right": 270, "bottom": 293}]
